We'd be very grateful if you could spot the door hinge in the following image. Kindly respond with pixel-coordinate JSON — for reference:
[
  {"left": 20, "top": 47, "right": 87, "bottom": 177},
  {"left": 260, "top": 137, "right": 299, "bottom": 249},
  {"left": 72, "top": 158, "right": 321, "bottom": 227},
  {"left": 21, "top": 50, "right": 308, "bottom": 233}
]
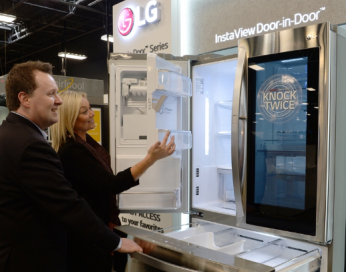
[{"left": 184, "top": 210, "right": 204, "bottom": 217}]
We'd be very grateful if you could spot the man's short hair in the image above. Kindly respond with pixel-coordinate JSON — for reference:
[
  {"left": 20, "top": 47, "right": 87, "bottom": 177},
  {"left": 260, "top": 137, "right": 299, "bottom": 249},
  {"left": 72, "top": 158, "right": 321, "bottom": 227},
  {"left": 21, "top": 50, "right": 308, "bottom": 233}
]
[{"left": 5, "top": 61, "right": 53, "bottom": 111}]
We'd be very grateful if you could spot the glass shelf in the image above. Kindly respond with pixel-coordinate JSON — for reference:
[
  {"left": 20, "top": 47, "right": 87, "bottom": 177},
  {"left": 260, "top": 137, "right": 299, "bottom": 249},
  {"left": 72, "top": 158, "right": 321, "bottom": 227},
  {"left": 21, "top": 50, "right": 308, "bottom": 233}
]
[
  {"left": 218, "top": 131, "right": 231, "bottom": 136},
  {"left": 158, "top": 129, "right": 192, "bottom": 150},
  {"left": 217, "top": 100, "right": 233, "bottom": 109},
  {"left": 119, "top": 189, "right": 181, "bottom": 210},
  {"left": 157, "top": 69, "right": 192, "bottom": 97}
]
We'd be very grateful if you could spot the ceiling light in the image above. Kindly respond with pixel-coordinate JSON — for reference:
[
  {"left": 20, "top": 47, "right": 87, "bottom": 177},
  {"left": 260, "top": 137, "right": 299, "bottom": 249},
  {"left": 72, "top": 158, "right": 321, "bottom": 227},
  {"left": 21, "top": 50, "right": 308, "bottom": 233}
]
[
  {"left": 249, "top": 64, "right": 264, "bottom": 71},
  {"left": 88, "top": 0, "right": 103, "bottom": 6},
  {"left": 58, "top": 52, "right": 87, "bottom": 60},
  {"left": 307, "top": 87, "right": 316, "bottom": 91},
  {"left": 0, "top": 25, "right": 12, "bottom": 30},
  {"left": 0, "top": 13, "right": 16, "bottom": 23},
  {"left": 101, "top": 34, "right": 114, "bottom": 43}
]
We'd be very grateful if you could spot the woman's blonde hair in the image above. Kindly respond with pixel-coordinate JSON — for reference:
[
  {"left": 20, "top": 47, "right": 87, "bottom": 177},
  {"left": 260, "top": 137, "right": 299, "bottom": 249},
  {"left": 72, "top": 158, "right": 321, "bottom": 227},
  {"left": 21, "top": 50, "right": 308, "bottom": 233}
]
[{"left": 51, "top": 90, "right": 87, "bottom": 151}]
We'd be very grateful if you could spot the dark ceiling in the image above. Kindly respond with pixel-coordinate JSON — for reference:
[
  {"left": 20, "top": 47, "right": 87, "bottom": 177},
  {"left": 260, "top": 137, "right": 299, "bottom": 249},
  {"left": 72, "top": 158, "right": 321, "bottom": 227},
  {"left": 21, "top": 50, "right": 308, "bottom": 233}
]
[{"left": 0, "top": 0, "right": 124, "bottom": 76}]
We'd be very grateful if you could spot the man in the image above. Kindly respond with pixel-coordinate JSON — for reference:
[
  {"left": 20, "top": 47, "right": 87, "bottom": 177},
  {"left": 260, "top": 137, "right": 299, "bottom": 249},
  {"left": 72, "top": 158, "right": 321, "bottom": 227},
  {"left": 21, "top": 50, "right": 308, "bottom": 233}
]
[{"left": 0, "top": 61, "right": 142, "bottom": 272}]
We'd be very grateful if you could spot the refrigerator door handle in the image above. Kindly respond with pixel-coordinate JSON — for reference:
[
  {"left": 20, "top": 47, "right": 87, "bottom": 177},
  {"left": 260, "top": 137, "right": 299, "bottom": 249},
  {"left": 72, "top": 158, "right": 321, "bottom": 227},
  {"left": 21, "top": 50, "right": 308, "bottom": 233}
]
[
  {"left": 131, "top": 252, "right": 202, "bottom": 272},
  {"left": 232, "top": 46, "right": 247, "bottom": 219}
]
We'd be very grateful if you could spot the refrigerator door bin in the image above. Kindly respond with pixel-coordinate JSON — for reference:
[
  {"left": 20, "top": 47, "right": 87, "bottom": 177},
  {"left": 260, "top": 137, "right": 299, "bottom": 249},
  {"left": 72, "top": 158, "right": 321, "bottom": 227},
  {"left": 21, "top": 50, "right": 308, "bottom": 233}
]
[
  {"left": 157, "top": 69, "right": 192, "bottom": 96},
  {"left": 117, "top": 156, "right": 182, "bottom": 211},
  {"left": 119, "top": 189, "right": 181, "bottom": 210},
  {"left": 158, "top": 129, "right": 192, "bottom": 150}
]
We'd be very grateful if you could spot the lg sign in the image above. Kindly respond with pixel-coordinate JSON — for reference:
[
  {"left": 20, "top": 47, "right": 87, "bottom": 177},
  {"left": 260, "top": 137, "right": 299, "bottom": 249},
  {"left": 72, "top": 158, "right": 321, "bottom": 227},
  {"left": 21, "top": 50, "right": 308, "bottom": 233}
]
[
  {"left": 118, "top": 1, "right": 161, "bottom": 36},
  {"left": 118, "top": 8, "right": 134, "bottom": 36}
]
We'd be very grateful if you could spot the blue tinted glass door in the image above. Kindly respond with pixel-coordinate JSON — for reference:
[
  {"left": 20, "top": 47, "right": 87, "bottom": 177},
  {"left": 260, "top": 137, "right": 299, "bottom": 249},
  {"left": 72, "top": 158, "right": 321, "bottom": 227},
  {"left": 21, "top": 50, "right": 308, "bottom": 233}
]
[{"left": 246, "top": 48, "right": 319, "bottom": 235}]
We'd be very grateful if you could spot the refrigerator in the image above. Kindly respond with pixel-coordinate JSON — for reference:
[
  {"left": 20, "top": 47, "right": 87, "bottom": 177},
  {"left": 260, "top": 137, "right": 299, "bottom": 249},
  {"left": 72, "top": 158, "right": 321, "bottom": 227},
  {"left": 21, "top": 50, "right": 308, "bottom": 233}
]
[{"left": 108, "top": 22, "right": 346, "bottom": 271}]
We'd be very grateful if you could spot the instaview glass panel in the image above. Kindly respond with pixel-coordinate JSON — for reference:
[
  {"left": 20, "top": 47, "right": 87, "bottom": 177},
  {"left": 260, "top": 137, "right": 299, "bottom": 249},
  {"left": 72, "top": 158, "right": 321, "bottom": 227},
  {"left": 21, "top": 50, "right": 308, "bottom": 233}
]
[{"left": 246, "top": 48, "right": 319, "bottom": 235}]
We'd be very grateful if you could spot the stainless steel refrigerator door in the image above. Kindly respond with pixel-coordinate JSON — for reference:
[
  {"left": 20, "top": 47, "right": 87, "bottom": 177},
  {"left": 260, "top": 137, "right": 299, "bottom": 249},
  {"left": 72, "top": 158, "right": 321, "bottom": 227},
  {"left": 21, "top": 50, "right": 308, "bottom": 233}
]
[
  {"left": 232, "top": 47, "right": 247, "bottom": 220},
  {"left": 236, "top": 22, "right": 335, "bottom": 244}
]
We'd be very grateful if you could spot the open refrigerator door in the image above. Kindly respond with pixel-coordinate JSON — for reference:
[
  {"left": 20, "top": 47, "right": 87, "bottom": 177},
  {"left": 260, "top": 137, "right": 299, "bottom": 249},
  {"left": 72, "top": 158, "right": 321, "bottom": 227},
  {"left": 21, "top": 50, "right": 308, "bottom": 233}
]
[{"left": 109, "top": 53, "right": 191, "bottom": 213}]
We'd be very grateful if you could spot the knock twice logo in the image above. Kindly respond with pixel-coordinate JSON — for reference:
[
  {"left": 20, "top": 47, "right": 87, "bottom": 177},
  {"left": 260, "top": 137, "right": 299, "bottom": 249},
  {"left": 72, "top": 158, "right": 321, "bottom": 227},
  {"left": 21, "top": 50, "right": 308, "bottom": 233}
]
[{"left": 257, "top": 74, "right": 302, "bottom": 123}]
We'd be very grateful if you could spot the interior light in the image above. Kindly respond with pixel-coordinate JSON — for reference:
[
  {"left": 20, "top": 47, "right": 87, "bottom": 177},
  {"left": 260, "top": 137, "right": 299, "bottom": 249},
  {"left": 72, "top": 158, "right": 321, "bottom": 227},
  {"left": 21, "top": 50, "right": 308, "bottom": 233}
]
[
  {"left": 0, "top": 13, "right": 16, "bottom": 23},
  {"left": 307, "top": 87, "right": 316, "bottom": 91},
  {"left": 58, "top": 52, "right": 87, "bottom": 60},
  {"left": 281, "top": 58, "right": 304, "bottom": 63},
  {"left": 101, "top": 34, "right": 114, "bottom": 43},
  {"left": 314, "top": 106, "right": 319, "bottom": 109},
  {"left": 302, "top": 103, "right": 309, "bottom": 105},
  {"left": 249, "top": 64, "right": 264, "bottom": 71},
  {"left": 255, "top": 112, "right": 261, "bottom": 115}
]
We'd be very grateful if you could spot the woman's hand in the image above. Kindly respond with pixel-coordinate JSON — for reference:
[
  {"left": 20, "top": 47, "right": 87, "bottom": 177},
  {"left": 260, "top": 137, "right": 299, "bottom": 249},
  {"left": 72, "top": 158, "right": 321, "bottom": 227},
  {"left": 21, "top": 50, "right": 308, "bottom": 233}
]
[
  {"left": 146, "top": 131, "right": 176, "bottom": 163},
  {"left": 130, "top": 131, "right": 176, "bottom": 180}
]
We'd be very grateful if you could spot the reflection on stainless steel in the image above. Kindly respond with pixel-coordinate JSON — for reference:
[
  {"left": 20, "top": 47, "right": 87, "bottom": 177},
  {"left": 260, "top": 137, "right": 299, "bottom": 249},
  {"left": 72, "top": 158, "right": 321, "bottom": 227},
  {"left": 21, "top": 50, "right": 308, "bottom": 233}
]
[
  {"left": 231, "top": 46, "right": 246, "bottom": 219},
  {"left": 132, "top": 252, "right": 201, "bottom": 272},
  {"left": 238, "top": 22, "right": 333, "bottom": 244}
]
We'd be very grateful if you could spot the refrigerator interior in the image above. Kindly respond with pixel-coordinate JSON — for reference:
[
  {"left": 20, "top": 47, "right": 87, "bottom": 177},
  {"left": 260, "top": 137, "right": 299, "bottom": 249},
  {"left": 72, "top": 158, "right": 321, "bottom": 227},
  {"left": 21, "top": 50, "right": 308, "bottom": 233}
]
[
  {"left": 111, "top": 55, "right": 191, "bottom": 211},
  {"left": 192, "top": 59, "right": 238, "bottom": 215}
]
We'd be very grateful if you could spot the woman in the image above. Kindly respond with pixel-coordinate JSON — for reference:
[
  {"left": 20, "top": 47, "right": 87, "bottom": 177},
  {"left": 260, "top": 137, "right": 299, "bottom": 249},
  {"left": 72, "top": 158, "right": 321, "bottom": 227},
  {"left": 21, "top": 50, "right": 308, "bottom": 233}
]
[{"left": 50, "top": 91, "right": 175, "bottom": 272}]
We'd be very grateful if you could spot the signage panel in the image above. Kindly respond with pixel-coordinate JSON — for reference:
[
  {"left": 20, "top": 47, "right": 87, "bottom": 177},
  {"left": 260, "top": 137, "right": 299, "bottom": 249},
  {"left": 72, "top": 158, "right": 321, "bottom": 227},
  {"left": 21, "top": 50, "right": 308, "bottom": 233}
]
[
  {"left": 180, "top": 0, "right": 346, "bottom": 55},
  {"left": 112, "top": 0, "right": 179, "bottom": 55}
]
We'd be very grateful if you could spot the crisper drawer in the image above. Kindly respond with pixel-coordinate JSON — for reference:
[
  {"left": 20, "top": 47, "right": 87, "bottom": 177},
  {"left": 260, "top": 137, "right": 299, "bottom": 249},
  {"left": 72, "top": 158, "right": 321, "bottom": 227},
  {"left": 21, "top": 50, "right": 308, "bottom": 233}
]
[{"left": 115, "top": 222, "right": 321, "bottom": 272}]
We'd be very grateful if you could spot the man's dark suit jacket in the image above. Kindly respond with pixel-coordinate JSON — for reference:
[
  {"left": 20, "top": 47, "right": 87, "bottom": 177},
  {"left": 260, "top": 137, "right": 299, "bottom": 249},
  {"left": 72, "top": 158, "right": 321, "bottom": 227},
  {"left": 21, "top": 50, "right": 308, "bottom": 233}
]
[
  {"left": 0, "top": 113, "right": 120, "bottom": 272},
  {"left": 58, "top": 139, "right": 139, "bottom": 272}
]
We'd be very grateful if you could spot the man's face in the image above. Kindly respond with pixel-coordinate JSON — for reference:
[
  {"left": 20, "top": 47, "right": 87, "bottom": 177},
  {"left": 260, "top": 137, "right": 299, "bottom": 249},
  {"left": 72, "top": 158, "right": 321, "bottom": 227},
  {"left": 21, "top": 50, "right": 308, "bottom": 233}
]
[{"left": 28, "top": 71, "right": 62, "bottom": 129}]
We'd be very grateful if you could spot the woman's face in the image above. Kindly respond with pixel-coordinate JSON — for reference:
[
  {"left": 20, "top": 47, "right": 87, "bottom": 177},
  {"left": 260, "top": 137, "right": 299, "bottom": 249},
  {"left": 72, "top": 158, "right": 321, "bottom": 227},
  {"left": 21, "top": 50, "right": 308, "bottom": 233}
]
[{"left": 74, "top": 97, "right": 95, "bottom": 134}]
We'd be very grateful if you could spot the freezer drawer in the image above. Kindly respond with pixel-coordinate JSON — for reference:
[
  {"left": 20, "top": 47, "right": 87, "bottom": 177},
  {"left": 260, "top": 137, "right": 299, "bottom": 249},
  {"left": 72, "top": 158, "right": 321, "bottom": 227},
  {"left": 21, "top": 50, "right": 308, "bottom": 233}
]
[{"left": 116, "top": 222, "right": 321, "bottom": 272}]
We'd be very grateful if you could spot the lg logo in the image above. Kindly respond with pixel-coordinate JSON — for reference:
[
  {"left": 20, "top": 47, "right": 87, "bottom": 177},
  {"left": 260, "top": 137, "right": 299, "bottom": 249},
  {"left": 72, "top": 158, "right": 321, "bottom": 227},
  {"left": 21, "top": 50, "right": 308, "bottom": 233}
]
[
  {"left": 136, "top": 0, "right": 161, "bottom": 26},
  {"left": 118, "top": 1, "right": 161, "bottom": 36},
  {"left": 117, "top": 8, "right": 134, "bottom": 36}
]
